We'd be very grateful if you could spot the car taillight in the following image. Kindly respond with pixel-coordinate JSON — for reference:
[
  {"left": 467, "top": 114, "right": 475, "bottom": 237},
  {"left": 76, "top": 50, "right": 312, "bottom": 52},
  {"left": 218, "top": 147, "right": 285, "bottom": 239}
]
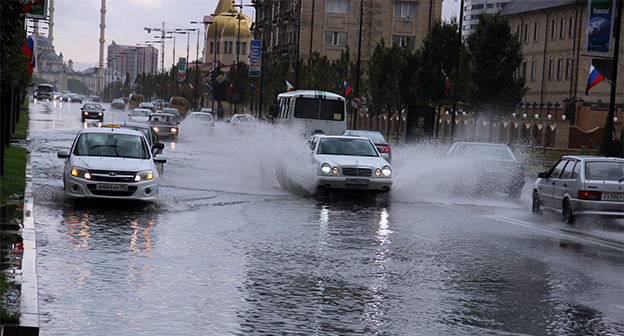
[
  {"left": 378, "top": 146, "right": 390, "bottom": 153},
  {"left": 578, "top": 190, "right": 602, "bottom": 200}
]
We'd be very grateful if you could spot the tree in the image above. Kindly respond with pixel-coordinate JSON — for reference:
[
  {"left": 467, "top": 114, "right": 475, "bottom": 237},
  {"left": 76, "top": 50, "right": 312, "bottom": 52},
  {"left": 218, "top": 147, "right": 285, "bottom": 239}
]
[
  {"left": 366, "top": 39, "right": 402, "bottom": 130},
  {"left": 465, "top": 13, "right": 527, "bottom": 119}
]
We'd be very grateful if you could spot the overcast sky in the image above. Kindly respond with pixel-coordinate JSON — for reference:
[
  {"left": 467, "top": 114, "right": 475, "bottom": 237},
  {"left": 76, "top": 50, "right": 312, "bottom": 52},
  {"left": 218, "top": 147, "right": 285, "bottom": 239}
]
[{"left": 38, "top": 0, "right": 460, "bottom": 72}]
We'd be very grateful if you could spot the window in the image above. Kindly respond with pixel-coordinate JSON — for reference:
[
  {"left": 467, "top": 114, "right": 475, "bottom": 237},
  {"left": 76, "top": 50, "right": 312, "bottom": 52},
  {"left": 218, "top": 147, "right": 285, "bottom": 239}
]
[
  {"left": 557, "top": 59, "right": 563, "bottom": 79},
  {"left": 560, "top": 18, "right": 566, "bottom": 38},
  {"left": 391, "top": 35, "right": 415, "bottom": 49},
  {"left": 551, "top": 19, "right": 557, "bottom": 40},
  {"left": 324, "top": 31, "right": 347, "bottom": 46},
  {"left": 568, "top": 17, "right": 575, "bottom": 38},
  {"left": 548, "top": 59, "right": 554, "bottom": 80},
  {"left": 531, "top": 61, "right": 536, "bottom": 81},
  {"left": 524, "top": 23, "right": 529, "bottom": 43},
  {"left": 472, "top": 4, "right": 484, "bottom": 10},
  {"left": 210, "top": 41, "right": 214, "bottom": 54},
  {"left": 215, "top": 42, "right": 220, "bottom": 54},
  {"left": 522, "top": 62, "right": 527, "bottom": 78},
  {"left": 533, "top": 22, "right": 539, "bottom": 42},
  {"left": 242, "top": 42, "right": 247, "bottom": 55},
  {"left": 566, "top": 58, "right": 573, "bottom": 79},
  {"left": 561, "top": 160, "right": 576, "bottom": 179},
  {"left": 550, "top": 159, "right": 568, "bottom": 179},
  {"left": 517, "top": 25, "right": 522, "bottom": 41},
  {"left": 394, "top": 2, "right": 417, "bottom": 18},
  {"left": 326, "top": 0, "right": 348, "bottom": 13}
]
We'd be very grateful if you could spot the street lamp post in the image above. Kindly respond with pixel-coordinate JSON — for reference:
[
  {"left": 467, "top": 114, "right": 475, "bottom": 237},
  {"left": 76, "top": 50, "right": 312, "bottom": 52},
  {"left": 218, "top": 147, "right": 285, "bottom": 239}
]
[{"left": 192, "top": 19, "right": 218, "bottom": 113}]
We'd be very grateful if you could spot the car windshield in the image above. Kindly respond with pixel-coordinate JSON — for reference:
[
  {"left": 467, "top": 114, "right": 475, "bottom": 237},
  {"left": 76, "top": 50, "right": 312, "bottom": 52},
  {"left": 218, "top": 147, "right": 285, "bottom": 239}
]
[
  {"left": 585, "top": 161, "right": 624, "bottom": 181},
  {"left": 317, "top": 138, "right": 378, "bottom": 157},
  {"left": 192, "top": 113, "right": 213, "bottom": 121},
  {"left": 84, "top": 104, "right": 101, "bottom": 110},
  {"left": 235, "top": 115, "right": 254, "bottom": 123},
  {"left": 163, "top": 109, "right": 181, "bottom": 117},
  {"left": 132, "top": 109, "right": 150, "bottom": 116},
  {"left": 119, "top": 126, "right": 151, "bottom": 145},
  {"left": 349, "top": 131, "right": 386, "bottom": 143},
  {"left": 150, "top": 115, "right": 174, "bottom": 123},
  {"left": 459, "top": 145, "right": 515, "bottom": 160},
  {"left": 73, "top": 133, "right": 148, "bottom": 159},
  {"left": 112, "top": 99, "right": 123, "bottom": 104}
]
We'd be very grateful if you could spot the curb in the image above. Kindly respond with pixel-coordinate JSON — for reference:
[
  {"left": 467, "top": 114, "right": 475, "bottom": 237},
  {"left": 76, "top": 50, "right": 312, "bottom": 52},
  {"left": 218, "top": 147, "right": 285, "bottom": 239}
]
[{"left": 20, "top": 152, "right": 39, "bottom": 330}]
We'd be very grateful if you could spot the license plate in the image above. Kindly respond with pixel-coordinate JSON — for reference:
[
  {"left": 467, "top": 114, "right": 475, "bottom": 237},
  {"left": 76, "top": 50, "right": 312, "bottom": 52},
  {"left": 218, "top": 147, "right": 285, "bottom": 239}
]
[
  {"left": 345, "top": 178, "right": 370, "bottom": 185},
  {"left": 96, "top": 184, "right": 128, "bottom": 191},
  {"left": 602, "top": 193, "right": 624, "bottom": 201}
]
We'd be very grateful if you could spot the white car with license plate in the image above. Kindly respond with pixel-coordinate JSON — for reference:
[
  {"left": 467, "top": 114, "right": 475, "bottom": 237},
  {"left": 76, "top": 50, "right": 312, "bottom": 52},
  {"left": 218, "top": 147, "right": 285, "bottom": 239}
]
[
  {"left": 307, "top": 134, "right": 392, "bottom": 194},
  {"left": 57, "top": 127, "right": 167, "bottom": 202},
  {"left": 532, "top": 155, "right": 624, "bottom": 223}
]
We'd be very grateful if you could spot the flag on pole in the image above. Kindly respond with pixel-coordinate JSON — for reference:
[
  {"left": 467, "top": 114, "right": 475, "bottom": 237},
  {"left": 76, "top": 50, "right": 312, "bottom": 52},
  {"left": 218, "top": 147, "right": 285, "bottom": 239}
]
[
  {"left": 179, "top": 83, "right": 183, "bottom": 90},
  {"left": 286, "top": 80, "right": 294, "bottom": 92},
  {"left": 21, "top": 36, "right": 35, "bottom": 74},
  {"left": 189, "top": 83, "right": 194, "bottom": 91},
  {"left": 167, "top": 83, "right": 172, "bottom": 88},
  {"left": 343, "top": 81, "right": 352, "bottom": 96},
  {"left": 251, "top": 83, "right": 260, "bottom": 94},
  {"left": 585, "top": 64, "right": 606, "bottom": 96},
  {"left": 206, "top": 83, "right": 212, "bottom": 92},
  {"left": 228, "top": 83, "right": 234, "bottom": 93},
  {"left": 442, "top": 69, "right": 450, "bottom": 96}
]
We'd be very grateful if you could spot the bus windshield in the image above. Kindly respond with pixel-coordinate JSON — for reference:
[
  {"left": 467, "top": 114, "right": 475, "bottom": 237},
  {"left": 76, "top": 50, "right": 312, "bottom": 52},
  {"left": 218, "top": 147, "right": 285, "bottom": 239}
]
[{"left": 293, "top": 98, "right": 345, "bottom": 121}]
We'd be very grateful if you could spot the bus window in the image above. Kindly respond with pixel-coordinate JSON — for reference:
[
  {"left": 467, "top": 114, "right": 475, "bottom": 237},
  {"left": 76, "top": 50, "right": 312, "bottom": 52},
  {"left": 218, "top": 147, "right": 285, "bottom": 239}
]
[{"left": 294, "top": 98, "right": 345, "bottom": 121}]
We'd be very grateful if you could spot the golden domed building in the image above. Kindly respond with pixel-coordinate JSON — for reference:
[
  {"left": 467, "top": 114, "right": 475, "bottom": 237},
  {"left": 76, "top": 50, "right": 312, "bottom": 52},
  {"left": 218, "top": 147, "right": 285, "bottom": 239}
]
[{"left": 201, "top": 0, "right": 253, "bottom": 72}]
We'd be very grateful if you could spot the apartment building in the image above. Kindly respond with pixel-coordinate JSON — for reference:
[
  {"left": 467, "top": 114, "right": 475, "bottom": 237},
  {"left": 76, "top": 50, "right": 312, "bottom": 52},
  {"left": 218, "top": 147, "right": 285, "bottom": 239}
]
[
  {"left": 107, "top": 41, "right": 159, "bottom": 82},
  {"left": 252, "top": 0, "right": 443, "bottom": 71},
  {"left": 462, "top": 0, "right": 511, "bottom": 38}
]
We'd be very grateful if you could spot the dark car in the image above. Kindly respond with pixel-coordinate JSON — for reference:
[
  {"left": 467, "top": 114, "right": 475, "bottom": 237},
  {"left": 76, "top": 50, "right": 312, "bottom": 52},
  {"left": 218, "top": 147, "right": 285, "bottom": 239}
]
[
  {"left": 80, "top": 103, "right": 104, "bottom": 122},
  {"left": 60, "top": 93, "right": 72, "bottom": 102},
  {"left": 71, "top": 93, "right": 83, "bottom": 103},
  {"left": 103, "top": 122, "right": 165, "bottom": 155},
  {"left": 446, "top": 141, "right": 525, "bottom": 199},
  {"left": 111, "top": 98, "right": 126, "bottom": 111},
  {"left": 148, "top": 113, "right": 179, "bottom": 139},
  {"left": 139, "top": 102, "right": 156, "bottom": 113},
  {"left": 90, "top": 95, "right": 100, "bottom": 102},
  {"left": 342, "top": 130, "right": 392, "bottom": 163},
  {"left": 162, "top": 107, "right": 183, "bottom": 123}
]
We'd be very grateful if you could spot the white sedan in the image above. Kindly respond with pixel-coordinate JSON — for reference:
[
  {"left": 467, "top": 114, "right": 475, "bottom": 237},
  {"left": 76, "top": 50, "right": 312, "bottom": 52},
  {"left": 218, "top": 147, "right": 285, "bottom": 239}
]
[
  {"left": 127, "top": 108, "right": 152, "bottom": 123},
  {"left": 57, "top": 127, "right": 167, "bottom": 202},
  {"left": 307, "top": 134, "right": 393, "bottom": 194}
]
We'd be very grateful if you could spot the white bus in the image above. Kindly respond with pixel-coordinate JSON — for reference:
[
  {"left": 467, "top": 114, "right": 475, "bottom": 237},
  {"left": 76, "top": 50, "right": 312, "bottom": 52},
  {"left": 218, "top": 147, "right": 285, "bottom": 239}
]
[
  {"left": 275, "top": 90, "right": 347, "bottom": 137},
  {"left": 34, "top": 83, "right": 54, "bottom": 100}
]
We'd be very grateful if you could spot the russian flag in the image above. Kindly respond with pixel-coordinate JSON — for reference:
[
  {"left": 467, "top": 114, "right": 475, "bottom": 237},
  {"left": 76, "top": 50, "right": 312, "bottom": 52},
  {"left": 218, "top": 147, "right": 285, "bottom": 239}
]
[
  {"left": 206, "top": 83, "right": 212, "bottom": 92},
  {"left": 585, "top": 64, "right": 605, "bottom": 96},
  {"left": 21, "top": 36, "right": 35, "bottom": 74},
  {"left": 343, "top": 81, "right": 352, "bottom": 96},
  {"left": 251, "top": 83, "right": 260, "bottom": 94},
  {"left": 179, "top": 83, "right": 183, "bottom": 90}
]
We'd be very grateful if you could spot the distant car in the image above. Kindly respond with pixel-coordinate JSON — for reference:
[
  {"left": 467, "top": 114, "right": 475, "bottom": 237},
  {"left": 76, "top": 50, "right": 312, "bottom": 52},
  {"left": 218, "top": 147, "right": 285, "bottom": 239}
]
[
  {"left": 139, "top": 102, "right": 156, "bottom": 113},
  {"left": 305, "top": 134, "right": 393, "bottom": 195},
  {"left": 148, "top": 113, "right": 179, "bottom": 139},
  {"left": 127, "top": 108, "right": 152, "bottom": 123},
  {"left": 60, "top": 93, "right": 72, "bottom": 102},
  {"left": 200, "top": 108, "right": 213, "bottom": 113},
  {"left": 532, "top": 156, "right": 624, "bottom": 224},
  {"left": 53, "top": 92, "right": 62, "bottom": 100},
  {"left": 342, "top": 130, "right": 392, "bottom": 163},
  {"left": 80, "top": 103, "right": 104, "bottom": 122},
  {"left": 446, "top": 141, "right": 525, "bottom": 199},
  {"left": 103, "top": 122, "right": 165, "bottom": 155},
  {"left": 89, "top": 95, "right": 100, "bottom": 102},
  {"left": 56, "top": 127, "right": 167, "bottom": 202},
  {"left": 186, "top": 111, "right": 215, "bottom": 134},
  {"left": 229, "top": 114, "right": 256, "bottom": 132},
  {"left": 111, "top": 98, "right": 126, "bottom": 111},
  {"left": 70, "top": 94, "right": 83, "bottom": 103},
  {"left": 152, "top": 99, "right": 169, "bottom": 109},
  {"left": 162, "top": 107, "right": 183, "bottom": 123}
]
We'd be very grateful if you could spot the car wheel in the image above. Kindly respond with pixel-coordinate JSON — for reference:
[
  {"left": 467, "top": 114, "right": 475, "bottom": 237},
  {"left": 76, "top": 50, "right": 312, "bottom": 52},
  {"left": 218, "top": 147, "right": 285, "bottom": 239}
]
[
  {"left": 99, "top": 117, "right": 104, "bottom": 122},
  {"left": 563, "top": 199, "right": 574, "bottom": 224},
  {"left": 81, "top": 117, "right": 85, "bottom": 122},
  {"left": 532, "top": 191, "right": 541, "bottom": 214}
]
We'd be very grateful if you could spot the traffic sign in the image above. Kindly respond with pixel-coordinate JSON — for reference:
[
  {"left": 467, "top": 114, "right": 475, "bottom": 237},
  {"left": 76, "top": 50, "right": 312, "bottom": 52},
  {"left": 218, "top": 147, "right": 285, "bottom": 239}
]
[
  {"left": 350, "top": 97, "right": 362, "bottom": 109},
  {"left": 232, "top": 93, "right": 240, "bottom": 101}
]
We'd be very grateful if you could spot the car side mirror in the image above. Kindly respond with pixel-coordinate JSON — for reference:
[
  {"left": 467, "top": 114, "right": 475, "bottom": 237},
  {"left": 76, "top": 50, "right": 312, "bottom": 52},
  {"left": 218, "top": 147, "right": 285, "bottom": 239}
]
[
  {"left": 57, "top": 148, "right": 70, "bottom": 158},
  {"left": 538, "top": 172, "right": 549, "bottom": 178},
  {"left": 102, "top": 109, "right": 105, "bottom": 111},
  {"left": 153, "top": 143, "right": 165, "bottom": 150},
  {"left": 153, "top": 154, "right": 167, "bottom": 164}
]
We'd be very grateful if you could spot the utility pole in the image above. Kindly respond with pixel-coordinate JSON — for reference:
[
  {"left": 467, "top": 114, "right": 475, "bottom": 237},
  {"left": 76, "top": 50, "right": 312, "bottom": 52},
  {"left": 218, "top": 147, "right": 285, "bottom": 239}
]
[
  {"left": 97, "top": 0, "right": 106, "bottom": 93},
  {"left": 605, "top": 0, "right": 622, "bottom": 156}
]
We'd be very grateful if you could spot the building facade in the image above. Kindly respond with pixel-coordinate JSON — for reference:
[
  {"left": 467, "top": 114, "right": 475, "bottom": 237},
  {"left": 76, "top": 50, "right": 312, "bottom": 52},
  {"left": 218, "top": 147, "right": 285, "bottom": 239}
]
[
  {"left": 106, "top": 41, "right": 159, "bottom": 83},
  {"left": 462, "top": 0, "right": 511, "bottom": 38},
  {"left": 252, "top": 0, "right": 443, "bottom": 73}
]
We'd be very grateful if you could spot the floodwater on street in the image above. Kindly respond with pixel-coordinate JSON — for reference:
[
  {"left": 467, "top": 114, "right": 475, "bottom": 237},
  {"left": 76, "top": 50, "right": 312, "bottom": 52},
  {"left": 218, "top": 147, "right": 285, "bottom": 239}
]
[{"left": 27, "top": 100, "right": 624, "bottom": 335}]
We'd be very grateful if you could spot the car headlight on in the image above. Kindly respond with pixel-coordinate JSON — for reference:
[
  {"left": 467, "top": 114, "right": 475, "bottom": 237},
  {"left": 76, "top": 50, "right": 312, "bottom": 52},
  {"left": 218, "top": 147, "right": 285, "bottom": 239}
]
[
  {"left": 382, "top": 165, "right": 392, "bottom": 177},
  {"left": 152, "top": 127, "right": 159, "bottom": 132},
  {"left": 321, "top": 163, "right": 332, "bottom": 174},
  {"left": 171, "top": 128, "right": 178, "bottom": 133},
  {"left": 70, "top": 168, "right": 91, "bottom": 179},
  {"left": 135, "top": 170, "right": 154, "bottom": 182}
]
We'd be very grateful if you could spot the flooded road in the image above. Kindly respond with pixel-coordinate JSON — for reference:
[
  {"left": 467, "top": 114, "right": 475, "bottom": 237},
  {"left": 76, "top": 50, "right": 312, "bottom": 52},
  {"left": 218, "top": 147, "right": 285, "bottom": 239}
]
[{"left": 28, "top": 100, "right": 624, "bottom": 335}]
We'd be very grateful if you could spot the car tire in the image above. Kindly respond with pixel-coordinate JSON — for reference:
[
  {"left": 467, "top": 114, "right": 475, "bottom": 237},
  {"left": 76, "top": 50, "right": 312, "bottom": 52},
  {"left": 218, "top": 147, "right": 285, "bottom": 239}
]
[
  {"left": 532, "top": 191, "right": 541, "bottom": 214},
  {"left": 563, "top": 199, "right": 574, "bottom": 224}
]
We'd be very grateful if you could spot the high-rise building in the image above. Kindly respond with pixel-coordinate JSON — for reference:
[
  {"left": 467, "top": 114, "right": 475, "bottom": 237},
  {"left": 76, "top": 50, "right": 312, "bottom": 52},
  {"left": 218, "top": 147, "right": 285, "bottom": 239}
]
[
  {"left": 462, "top": 0, "right": 511, "bottom": 37},
  {"left": 107, "top": 41, "right": 158, "bottom": 83}
]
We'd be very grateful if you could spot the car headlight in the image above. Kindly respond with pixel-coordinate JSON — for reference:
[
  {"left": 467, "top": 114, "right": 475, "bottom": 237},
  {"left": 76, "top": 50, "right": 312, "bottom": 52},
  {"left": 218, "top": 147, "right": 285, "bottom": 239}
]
[
  {"left": 152, "top": 127, "right": 159, "bottom": 132},
  {"left": 135, "top": 170, "right": 154, "bottom": 182},
  {"left": 70, "top": 167, "right": 91, "bottom": 180},
  {"left": 321, "top": 163, "right": 339, "bottom": 175},
  {"left": 171, "top": 128, "right": 178, "bottom": 133},
  {"left": 382, "top": 165, "right": 392, "bottom": 177}
]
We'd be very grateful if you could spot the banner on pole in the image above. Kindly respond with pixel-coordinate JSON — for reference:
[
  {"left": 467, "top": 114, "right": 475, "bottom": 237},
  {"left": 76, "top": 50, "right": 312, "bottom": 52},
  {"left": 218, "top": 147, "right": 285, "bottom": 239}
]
[
  {"left": 584, "top": 0, "right": 616, "bottom": 56},
  {"left": 178, "top": 57, "right": 187, "bottom": 82},
  {"left": 249, "top": 40, "right": 262, "bottom": 77}
]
